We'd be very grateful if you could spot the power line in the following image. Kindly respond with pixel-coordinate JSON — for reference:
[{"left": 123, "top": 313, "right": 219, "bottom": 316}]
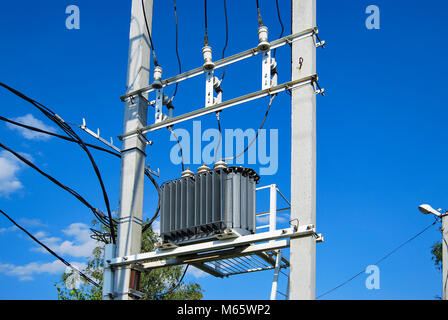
[
  {"left": 0, "top": 141, "right": 115, "bottom": 232},
  {"left": 155, "top": 264, "right": 189, "bottom": 299},
  {"left": 0, "top": 116, "right": 159, "bottom": 236},
  {"left": 0, "top": 82, "right": 116, "bottom": 244},
  {"left": 272, "top": 0, "right": 284, "bottom": 58},
  {"left": 0, "top": 208, "right": 99, "bottom": 288},
  {"left": 256, "top": 0, "right": 264, "bottom": 27},
  {"left": 204, "top": 0, "right": 209, "bottom": 46},
  {"left": 214, "top": 112, "right": 222, "bottom": 163},
  {"left": 0, "top": 115, "right": 121, "bottom": 158},
  {"left": 222, "top": 94, "right": 276, "bottom": 162},
  {"left": 316, "top": 221, "right": 438, "bottom": 299},
  {"left": 171, "top": 0, "right": 182, "bottom": 101},
  {"left": 142, "top": 168, "right": 161, "bottom": 234},
  {"left": 167, "top": 126, "right": 185, "bottom": 171},
  {"left": 220, "top": 0, "right": 229, "bottom": 81},
  {"left": 142, "top": 0, "right": 159, "bottom": 67}
]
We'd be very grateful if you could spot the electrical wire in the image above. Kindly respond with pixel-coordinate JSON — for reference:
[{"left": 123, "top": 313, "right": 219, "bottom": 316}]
[
  {"left": 0, "top": 141, "right": 115, "bottom": 233},
  {"left": 272, "top": 0, "right": 284, "bottom": 58},
  {"left": 167, "top": 126, "right": 185, "bottom": 171},
  {"left": 214, "top": 112, "right": 222, "bottom": 163},
  {"left": 0, "top": 208, "right": 99, "bottom": 288},
  {"left": 0, "top": 115, "right": 121, "bottom": 159},
  {"left": 142, "top": 0, "right": 159, "bottom": 67},
  {"left": 155, "top": 264, "right": 189, "bottom": 299},
  {"left": 256, "top": 0, "right": 264, "bottom": 27},
  {"left": 204, "top": 0, "right": 209, "bottom": 46},
  {"left": 1, "top": 113, "right": 161, "bottom": 235},
  {"left": 0, "top": 82, "right": 116, "bottom": 244},
  {"left": 316, "top": 220, "right": 438, "bottom": 299},
  {"left": 142, "top": 168, "right": 161, "bottom": 234},
  {"left": 171, "top": 0, "right": 182, "bottom": 102},
  {"left": 0, "top": 115, "right": 160, "bottom": 235},
  {"left": 220, "top": 0, "right": 229, "bottom": 81},
  {"left": 222, "top": 94, "right": 276, "bottom": 162}
]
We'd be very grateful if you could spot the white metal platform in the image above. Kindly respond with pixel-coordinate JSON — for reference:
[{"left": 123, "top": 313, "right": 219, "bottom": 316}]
[{"left": 106, "top": 185, "right": 322, "bottom": 293}]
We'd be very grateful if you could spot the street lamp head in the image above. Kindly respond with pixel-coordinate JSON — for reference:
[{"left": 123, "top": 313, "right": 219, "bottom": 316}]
[{"left": 418, "top": 204, "right": 441, "bottom": 217}]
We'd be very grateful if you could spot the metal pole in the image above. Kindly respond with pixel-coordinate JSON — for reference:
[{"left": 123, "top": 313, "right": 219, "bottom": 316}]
[
  {"left": 113, "top": 0, "right": 152, "bottom": 300},
  {"left": 102, "top": 244, "right": 115, "bottom": 300},
  {"left": 289, "top": 0, "right": 317, "bottom": 300},
  {"left": 270, "top": 250, "right": 282, "bottom": 300},
  {"left": 443, "top": 215, "right": 448, "bottom": 300}
]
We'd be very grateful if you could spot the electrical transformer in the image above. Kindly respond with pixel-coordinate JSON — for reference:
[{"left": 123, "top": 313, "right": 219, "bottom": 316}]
[{"left": 160, "top": 162, "right": 260, "bottom": 246}]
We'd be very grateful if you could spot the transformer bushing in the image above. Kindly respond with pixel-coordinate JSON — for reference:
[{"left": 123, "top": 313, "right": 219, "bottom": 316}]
[
  {"left": 152, "top": 66, "right": 163, "bottom": 89},
  {"left": 257, "top": 26, "right": 270, "bottom": 52},
  {"left": 202, "top": 45, "right": 215, "bottom": 70}
]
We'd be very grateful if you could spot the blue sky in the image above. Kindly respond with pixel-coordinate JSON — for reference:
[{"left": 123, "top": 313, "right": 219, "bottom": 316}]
[{"left": 0, "top": 0, "right": 447, "bottom": 300}]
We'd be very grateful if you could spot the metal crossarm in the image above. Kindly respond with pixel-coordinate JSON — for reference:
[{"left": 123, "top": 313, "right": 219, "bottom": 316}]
[
  {"left": 118, "top": 75, "right": 316, "bottom": 139},
  {"left": 120, "top": 27, "right": 318, "bottom": 102}
]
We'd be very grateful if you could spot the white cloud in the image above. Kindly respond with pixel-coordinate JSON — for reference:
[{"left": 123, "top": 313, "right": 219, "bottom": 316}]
[
  {"left": 256, "top": 213, "right": 289, "bottom": 225},
  {"left": 0, "top": 226, "right": 17, "bottom": 234},
  {"left": 0, "top": 260, "right": 65, "bottom": 281},
  {"left": 0, "top": 260, "right": 86, "bottom": 281},
  {"left": 19, "top": 218, "right": 47, "bottom": 229},
  {"left": 0, "top": 150, "right": 24, "bottom": 196},
  {"left": 32, "top": 223, "right": 97, "bottom": 258},
  {"left": 152, "top": 220, "right": 160, "bottom": 236},
  {"left": 5, "top": 114, "right": 57, "bottom": 141}
]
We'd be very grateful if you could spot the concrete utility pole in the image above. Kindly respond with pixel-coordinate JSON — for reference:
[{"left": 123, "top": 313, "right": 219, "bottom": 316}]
[
  {"left": 418, "top": 204, "right": 448, "bottom": 300},
  {"left": 289, "top": 0, "right": 317, "bottom": 300},
  {"left": 114, "top": 0, "right": 153, "bottom": 300},
  {"left": 443, "top": 215, "right": 448, "bottom": 300}
]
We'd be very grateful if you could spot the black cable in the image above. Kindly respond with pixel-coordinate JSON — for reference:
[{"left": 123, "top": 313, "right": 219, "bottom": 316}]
[
  {"left": 316, "top": 221, "right": 438, "bottom": 299},
  {"left": 142, "top": 168, "right": 161, "bottom": 234},
  {"left": 0, "top": 116, "right": 121, "bottom": 159},
  {"left": 204, "top": 0, "right": 209, "bottom": 46},
  {"left": 167, "top": 126, "right": 185, "bottom": 171},
  {"left": 142, "top": 0, "right": 159, "bottom": 67},
  {"left": 0, "top": 141, "right": 115, "bottom": 233},
  {"left": 220, "top": 0, "right": 229, "bottom": 81},
  {"left": 1, "top": 114, "right": 158, "bottom": 236},
  {"left": 0, "top": 208, "right": 99, "bottom": 288},
  {"left": 273, "top": 0, "right": 284, "bottom": 58},
  {"left": 223, "top": 95, "right": 276, "bottom": 162},
  {"left": 155, "top": 264, "right": 189, "bottom": 299},
  {"left": 214, "top": 112, "right": 222, "bottom": 163},
  {"left": 171, "top": 0, "right": 182, "bottom": 102},
  {"left": 256, "top": 0, "right": 264, "bottom": 27},
  {"left": 0, "top": 82, "right": 116, "bottom": 244}
]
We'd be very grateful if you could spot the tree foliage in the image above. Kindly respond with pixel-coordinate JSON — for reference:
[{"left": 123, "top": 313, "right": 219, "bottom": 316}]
[
  {"left": 55, "top": 221, "right": 203, "bottom": 300},
  {"left": 431, "top": 241, "right": 442, "bottom": 271}
]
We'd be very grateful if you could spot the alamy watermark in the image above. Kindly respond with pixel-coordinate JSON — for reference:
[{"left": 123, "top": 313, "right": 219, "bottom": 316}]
[
  {"left": 169, "top": 121, "right": 278, "bottom": 175},
  {"left": 66, "top": 5, "right": 80, "bottom": 30},
  {"left": 365, "top": 265, "right": 380, "bottom": 290},
  {"left": 365, "top": 5, "right": 380, "bottom": 30}
]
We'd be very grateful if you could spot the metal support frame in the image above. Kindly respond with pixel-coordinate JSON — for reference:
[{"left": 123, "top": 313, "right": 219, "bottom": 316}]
[
  {"left": 79, "top": 118, "right": 121, "bottom": 153},
  {"left": 110, "top": 225, "right": 315, "bottom": 267},
  {"left": 155, "top": 88, "right": 164, "bottom": 123},
  {"left": 120, "top": 27, "right": 319, "bottom": 102},
  {"left": 102, "top": 244, "right": 115, "bottom": 300},
  {"left": 119, "top": 75, "right": 316, "bottom": 139},
  {"left": 108, "top": 185, "right": 320, "bottom": 289},
  {"left": 110, "top": 1, "right": 325, "bottom": 300}
]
